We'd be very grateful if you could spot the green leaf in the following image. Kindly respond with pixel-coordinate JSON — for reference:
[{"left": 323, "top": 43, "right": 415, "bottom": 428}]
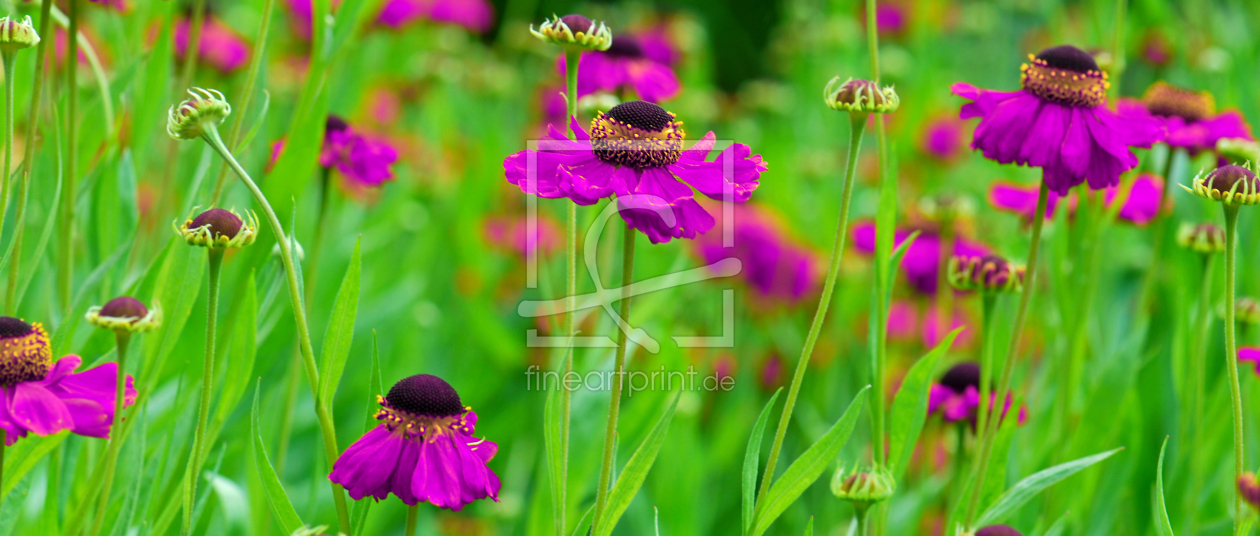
[
  {"left": 803, "top": 517, "right": 814, "bottom": 536},
  {"left": 0, "top": 432, "right": 67, "bottom": 500},
  {"left": 750, "top": 386, "right": 870, "bottom": 536},
  {"left": 235, "top": 90, "right": 271, "bottom": 151},
  {"left": 568, "top": 504, "right": 595, "bottom": 536},
  {"left": 543, "top": 354, "right": 567, "bottom": 536},
  {"left": 250, "top": 380, "right": 305, "bottom": 533},
  {"left": 216, "top": 270, "right": 258, "bottom": 423},
  {"left": 592, "top": 392, "right": 682, "bottom": 536},
  {"left": 974, "top": 447, "right": 1124, "bottom": 527},
  {"left": 888, "top": 328, "right": 961, "bottom": 479},
  {"left": 1154, "top": 437, "right": 1173, "bottom": 536},
  {"left": 319, "top": 236, "right": 362, "bottom": 408},
  {"left": 350, "top": 331, "right": 383, "bottom": 533},
  {"left": 743, "top": 388, "right": 782, "bottom": 535}
]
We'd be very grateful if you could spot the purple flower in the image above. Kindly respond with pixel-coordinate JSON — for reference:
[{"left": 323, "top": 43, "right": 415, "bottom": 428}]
[
  {"left": 920, "top": 115, "right": 966, "bottom": 161},
  {"left": 559, "top": 34, "right": 682, "bottom": 103},
  {"left": 329, "top": 374, "right": 500, "bottom": 511},
  {"left": 693, "top": 203, "right": 821, "bottom": 305},
  {"left": 874, "top": 2, "right": 908, "bottom": 35},
  {"left": 953, "top": 45, "right": 1164, "bottom": 196},
  {"left": 852, "top": 221, "right": 989, "bottom": 295},
  {"left": 271, "top": 116, "right": 399, "bottom": 189},
  {"left": 1117, "top": 82, "right": 1255, "bottom": 156},
  {"left": 927, "top": 362, "right": 1027, "bottom": 427},
  {"left": 1108, "top": 173, "right": 1164, "bottom": 225},
  {"left": 482, "top": 214, "right": 562, "bottom": 258},
  {"left": 0, "top": 318, "right": 135, "bottom": 446},
  {"left": 1239, "top": 347, "right": 1260, "bottom": 376},
  {"left": 503, "top": 101, "right": 766, "bottom": 244},
  {"left": 977, "top": 526, "right": 1024, "bottom": 536},
  {"left": 990, "top": 174, "right": 1165, "bottom": 225},
  {"left": 377, "top": 0, "right": 494, "bottom": 33},
  {"left": 175, "top": 16, "right": 251, "bottom": 74}
]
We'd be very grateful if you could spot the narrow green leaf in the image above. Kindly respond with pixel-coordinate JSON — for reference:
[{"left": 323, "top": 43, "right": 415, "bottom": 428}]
[
  {"left": 543, "top": 357, "right": 565, "bottom": 536},
  {"left": 888, "top": 328, "right": 961, "bottom": 479},
  {"left": 235, "top": 90, "right": 271, "bottom": 151},
  {"left": 803, "top": 517, "right": 814, "bottom": 536},
  {"left": 217, "top": 270, "right": 258, "bottom": 423},
  {"left": 0, "top": 432, "right": 67, "bottom": 500},
  {"left": 319, "top": 236, "right": 362, "bottom": 408},
  {"left": 975, "top": 447, "right": 1124, "bottom": 527},
  {"left": 743, "top": 388, "right": 783, "bottom": 535},
  {"left": 350, "top": 332, "right": 383, "bottom": 533},
  {"left": 1154, "top": 437, "right": 1173, "bottom": 536},
  {"left": 592, "top": 392, "right": 682, "bottom": 536},
  {"left": 751, "top": 386, "right": 870, "bottom": 536},
  {"left": 250, "top": 380, "right": 305, "bottom": 533},
  {"left": 568, "top": 504, "right": 595, "bottom": 536}
]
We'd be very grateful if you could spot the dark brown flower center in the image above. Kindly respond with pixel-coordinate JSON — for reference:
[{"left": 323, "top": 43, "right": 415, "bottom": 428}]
[
  {"left": 940, "top": 362, "right": 980, "bottom": 393},
  {"left": 1020, "top": 45, "right": 1109, "bottom": 107},
  {"left": 1143, "top": 81, "right": 1215, "bottom": 122},
  {"left": 560, "top": 14, "right": 593, "bottom": 34},
  {"left": 591, "top": 101, "right": 684, "bottom": 168},
  {"left": 191, "top": 208, "right": 244, "bottom": 240},
  {"left": 100, "top": 296, "right": 149, "bottom": 320},
  {"left": 385, "top": 374, "right": 465, "bottom": 417},
  {"left": 833, "top": 79, "right": 890, "bottom": 107},
  {"left": 1202, "top": 164, "right": 1259, "bottom": 193},
  {"left": 0, "top": 317, "right": 51, "bottom": 387}
]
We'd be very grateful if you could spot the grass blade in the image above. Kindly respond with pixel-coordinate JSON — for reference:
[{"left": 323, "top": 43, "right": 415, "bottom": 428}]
[
  {"left": 592, "top": 392, "right": 682, "bottom": 536},
  {"left": 250, "top": 380, "right": 304, "bottom": 533},
  {"left": 888, "top": 328, "right": 961, "bottom": 480},
  {"left": 975, "top": 447, "right": 1124, "bottom": 527},
  {"left": 318, "top": 235, "right": 362, "bottom": 408},
  {"left": 744, "top": 388, "right": 782, "bottom": 535},
  {"left": 1154, "top": 436, "right": 1173, "bottom": 536}
]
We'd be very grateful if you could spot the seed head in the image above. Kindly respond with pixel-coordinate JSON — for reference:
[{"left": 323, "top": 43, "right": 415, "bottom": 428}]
[
  {"left": 949, "top": 254, "right": 1025, "bottom": 294},
  {"left": 1183, "top": 162, "right": 1260, "bottom": 206},
  {"left": 1020, "top": 45, "right": 1109, "bottom": 108},
  {"left": 824, "top": 77, "right": 900, "bottom": 114},
  {"left": 167, "top": 87, "right": 231, "bottom": 140},
  {"left": 1176, "top": 222, "right": 1226, "bottom": 254},
  {"left": 530, "top": 14, "right": 612, "bottom": 51},
  {"left": 86, "top": 296, "right": 162, "bottom": 334},
  {"left": 176, "top": 207, "right": 259, "bottom": 249}
]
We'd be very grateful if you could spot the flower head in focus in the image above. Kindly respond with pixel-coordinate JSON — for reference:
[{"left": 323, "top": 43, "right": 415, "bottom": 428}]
[
  {"left": 531, "top": 14, "right": 612, "bottom": 51},
  {"left": 329, "top": 374, "right": 500, "bottom": 510},
  {"left": 953, "top": 45, "right": 1164, "bottom": 195},
  {"left": 830, "top": 466, "right": 895, "bottom": 511},
  {"left": 177, "top": 207, "right": 259, "bottom": 249},
  {"left": 167, "top": 87, "right": 230, "bottom": 140},
  {"left": 0, "top": 15, "right": 40, "bottom": 53},
  {"left": 1183, "top": 162, "right": 1260, "bottom": 206},
  {"left": 825, "top": 78, "right": 900, "bottom": 114},
  {"left": 0, "top": 317, "right": 135, "bottom": 445},
  {"left": 86, "top": 296, "right": 162, "bottom": 334}
]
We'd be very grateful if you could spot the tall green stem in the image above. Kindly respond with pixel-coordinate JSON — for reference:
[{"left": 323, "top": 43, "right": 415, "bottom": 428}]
[
  {"left": 555, "top": 46, "right": 581, "bottom": 536},
  {"left": 405, "top": 504, "right": 419, "bottom": 536},
  {"left": 56, "top": 0, "right": 76, "bottom": 309},
  {"left": 0, "top": 51, "right": 17, "bottom": 276},
  {"left": 1184, "top": 253, "right": 1214, "bottom": 535},
  {"left": 209, "top": 0, "right": 275, "bottom": 206},
  {"left": 89, "top": 332, "right": 131, "bottom": 536},
  {"left": 964, "top": 181, "right": 1048, "bottom": 528},
  {"left": 590, "top": 224, "right": 637, "bottom": 533},
  {"left": 200, "top": 124, "right": 351, "bottom": 534},
  {"left": 183, "top": 248, "right": 223, "bottom": 535},
  {"left": 1223, "top": 204, "right": 1245, "bottom": 536},
  {"left": 6, "top": 0, "right": 54, "bottom": 314},
  {"left": 756, "top": 114, "right": 866, "bottom": 509},
  {"left": 157, "top": 0, "right": 207, "bottom": 216},
  {"left": 975, "top": 294, "right": 998, "bottom": 448}
]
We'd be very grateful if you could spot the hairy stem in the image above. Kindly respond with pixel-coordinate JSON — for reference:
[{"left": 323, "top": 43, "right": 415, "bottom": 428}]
[
  {"left": 590, "top": 224, "right": 637, "bottom": 533},
  {"left": 209, "top": 0, "right": 275, "bottom": 206},
  {"left": 756, "top": 114, "right": 867, "bottom": 510},
  {"left": 56, "top": 0, "right": 77, "bottom": 309},
  {"left": 555, "top": 46, "right": 582, "bottom": 536},
  {"left": 0, "top": 51, "right": 16, "bottom": 286},
  {"left": 1224, "top": 204, "right": 1245, "bottom": 536},
  {"left": 89, "top": 332, "right": 131, "bottom": 536},
  {"left": 183, "top": 248, "right": 223, "bottom": 536}
]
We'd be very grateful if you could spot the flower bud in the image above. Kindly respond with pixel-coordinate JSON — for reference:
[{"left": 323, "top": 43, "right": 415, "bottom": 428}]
[
  {"left": 86, "top": 296, "right": 162, "bottom": 334},
  {"left": 1183, "top": 162, "right": 1260, "bottom": 206},
  {"left": 1176, "top": 222, "right": 1226, "bottom": 254},
  {"left": 1238, "top": 297, "right": 1260, "bottom": 325},
  {"left": 948, "top": 254, "right": 1025, "bottom": 294},
  {"left": 167, "top": 87, "right": 231, "bottom": 140},
  {"left": 824, "top": 77, "right": 900, "bottom": 114},
  {"left": 830, "top": 466, "right": 894, "bottom": 511},
  {"left": 1240, "top": 472, "right": 1260, "bottom": 513},
  {"left": 0, "top": 15, "right": 39, "bottom": 52},
  {"left": 918, "top": 194, "right": 975, "bottom": 224},
  {"left": 177, "top": 207, "right": 258, "bottom": 249},
  {"left": 530, "top": 14, "right": 612, "bottom": 51},
  {"left": 1218, "top": 138, "right": 1260, "bottom": 165}
]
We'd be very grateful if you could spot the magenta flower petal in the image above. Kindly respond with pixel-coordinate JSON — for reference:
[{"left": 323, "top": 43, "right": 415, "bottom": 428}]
[
  {"left": 9, "top": 383, "right": 72, "bottom": 438},
  {"left": 2, "top": 352, "right": 135, "bottom": 446},
  {"left": 1240, "top": 347, "right": 1260, "bottom": 376},
  {"left": 331, "top": 426, "right": 405, "bottom": 501}
]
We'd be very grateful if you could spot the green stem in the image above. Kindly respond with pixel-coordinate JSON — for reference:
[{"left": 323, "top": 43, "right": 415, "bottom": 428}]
[
  {"left": 183, "top": 248, "right": 223, "bottom": 536},
  {"left": 89, "top": 332, "right": 131, "bottom": 536},
  {"left": 590, "top": 224, "right": 637, "bottom": 534},
  {"left": 56, "top": 0, "right": 76, "bottom": 309},
  {"left": 209, "top": 0, "right": 275, "bottom": 206},
  {"left": 1110, "top": 0, "right": 1128, "bottom": 96},
  {"left": 964, "top": 180, "right": 1049, "bottom": 529},
  {"left": 1185, "top": 253, "right": 1214, "bottom": 535},
  {"left": 855, "top": 507, "right": 870, "bottom": 536},
  {"left": 976, "top": 294, "right": 997, "bottom": 447},
  {"left": 1224, "top": 204, "right": 1245, "bottom": 536},
  {"left": 756, "top": 113, "right": 867, "bottom": 510},
  {"left": 0, "top": 51, "right": 16, "bottom": 280},
  {"left": 157, "top": 0, "right": 207, "bottom": 224},
  {"left": 557, "top": 45, "right": 581, "bottom": 536},
  {"left": 200, "top": 124, "right": 351, "bottom": 535},
  {"left": 6, "top": 0, "right": 54, "bottom": 314},
  {"left": 405, "top": 504, "right": 419, "bottom": 536},
  {"left": 0, "top": 429, "right": 5, "bottom": 498}
]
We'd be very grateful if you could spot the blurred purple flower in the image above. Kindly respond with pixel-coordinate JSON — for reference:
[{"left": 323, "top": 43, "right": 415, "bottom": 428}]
[
  {"left": 990, "top": 174, "right": 1165, "bottom": 225},
  {"left": 271, "top": 116, "right": 399, "bottom": 189},
  {"left": 558, "top": 33, "right": 681, "bottom": 103},
  {"left": 875, "top": 2, "right": 907, "bottom": 34},
  {"left": 851, "top": 221, "right": 989, "bottom": 295},
  {"left": 0, "top": 318, "right": 135, "bottom": 446},
  {"left": 927, "top": 362, "right": 1027, "bottom": 427},
  {"left": 953, "top": 45, "right": 1164, "bottom": 195},
  {"left": 886, "top": 301, "right": 918, "bottom": 342},
  {"left": 329, "top": 374, "right": 500, "bottom": 510},
  {"left": 175, "top": 16, "right": 250, "bottom": 74},
  {"left": 1239, "top": 347, "right": 1260, "bottom": 376},
  {"left": 482, "top": 214, "right": 561, "bottom": 258},
  {"left": 1108, "top": 173, "right": 1165, "bottom": 225},
  {"left": 920, "top": 115, "right": 966, "bottom": 161},
  {"left": 503, "top": 101, "right": 766, "bottom": 244},
  {"left": 1117, "top": 83, "right": 1254, "bottom": 156},
  {"left": 377, "top": 0, "right": 494, "bottom": 33},
  {"left": 693, "top": 203, "right": 821, "bottom": 305}
]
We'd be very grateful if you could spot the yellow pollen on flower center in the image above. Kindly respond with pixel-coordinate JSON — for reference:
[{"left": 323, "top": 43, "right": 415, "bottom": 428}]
[
  {"left": 0, "top": 322, "right": 51, "bottom": 387},
  {"left": 375, "top": 394, "right": 473, "bottom": 442},
  {"left": 590, "top": 112, "right": 685, "bottom": 168},
  {"left": 1020, "top": 56, "right": 1109, "bottom": 108}
]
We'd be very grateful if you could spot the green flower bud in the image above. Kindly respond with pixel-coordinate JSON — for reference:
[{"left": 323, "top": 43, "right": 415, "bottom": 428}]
[
  {"left": 1218, "top": 138, "right": 1260, "bottom": 165},
  {"left": 176, "top": 207, "right": 258, "bottom": 249},
  {"left": 830, "top": 466, "right": 894, "bottom": 511},
  {"left": 1176, "top": 222, "right": 1226, "bottom": 254},
  {"left": 824, "top": 77, "right": 900, "bottom": 114},
  {"left": 167, "top": 87, "right": 231, "bottom": 140},
  {"left": 530, "top": 14, "right": 612, "bottom": 51},
  {"left": 949, "top": 254, "right": 1025, "bottom": 294},
  {"left": 86, "top": 296, "right": 162, "bottom": 334},
  {"left": 0, "top": 15, "right": 39, "bottom": 52}
]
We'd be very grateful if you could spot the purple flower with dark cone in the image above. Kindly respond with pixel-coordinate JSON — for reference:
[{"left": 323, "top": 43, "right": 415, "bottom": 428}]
[
  {"left": 271, "top": 116, "right": 399, "bottom": 189},
  {"left": 175, "top": 16, "right": 250, "bottom": 73},
  {"left": 329, "top": 374, "right": 500, "bottom": 511},
  {"left": 953, "top": 45, "right": 1164, "bottom": 195},
  {"left": 503, "top": 101, "right": 766, "bottom": 244},
  {"left": 976, "top": 526, "right": 1023, "bottom": 536},
  {"left": 852, "top": 221, "right": 989, "bottom": 295},
  {"left": 693, "top": 203, "right": 821, "bottom": 305},
  {"left": 1117, "top": 82, "right": 1254, "bottom": 156},
  {"left": 927, "top": 362, "right": 1027, "bottom": 427},
  {"left": 377, "top": 0, "right": 495, "bottom": 33},
  {"left": 0, "top": 317, "right": 136, "bottom": 445},
  {"left": 559, "top": 34, "right": 681, "bottom": 103}
]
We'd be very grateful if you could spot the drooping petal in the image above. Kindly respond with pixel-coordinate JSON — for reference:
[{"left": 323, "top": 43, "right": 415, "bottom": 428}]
[
  {"left": 670, "top": 138, "right": 766, "bottom": 202},
  {"left": 329, "top": 426, "right": 405, "bottom": 501},
  {"left": 9, "top": 383, "right": 73, "bottom": 438}
]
